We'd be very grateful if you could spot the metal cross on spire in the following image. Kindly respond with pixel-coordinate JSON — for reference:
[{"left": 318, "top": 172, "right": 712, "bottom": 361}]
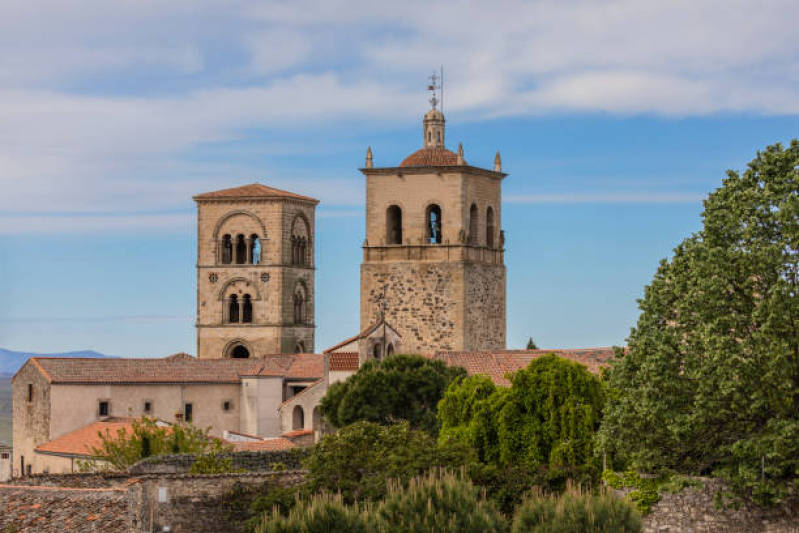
[{"left": 428, "top": 70, "right": 440, "bottom": 110}]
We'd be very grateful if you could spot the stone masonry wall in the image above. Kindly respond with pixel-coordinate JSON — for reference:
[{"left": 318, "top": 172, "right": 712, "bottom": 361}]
[
  {"left": 361, "top": 261, "right": 464, "bottom": 353},
  {"left": 464, "top": 261, "right": 506, "bottom": 351},
  {"left": 636, "top": 478, "right": 799, "bottom": 533},
  {"left": 12, "top": 361, "right": 51, "bottom": 479},
  {"left": 128, "top": 471, "right": 305, "bottom": 533},
  {"left": 128, "top": 449, "right": 310, "bottom": 475}
]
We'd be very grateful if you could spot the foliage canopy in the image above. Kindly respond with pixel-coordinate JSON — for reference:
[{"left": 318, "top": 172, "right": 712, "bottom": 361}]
[
  {"left": 320, "top": 354, "right": 466, "bottom": 434},
  {"left": 438, "top": 355, "right": 605, "bottom": 477},
  {"left": 598, "top": 140, "right": 799, "bottom": 504}
]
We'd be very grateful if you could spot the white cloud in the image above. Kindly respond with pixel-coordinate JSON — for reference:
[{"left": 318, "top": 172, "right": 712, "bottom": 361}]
[{"left": 0, "top": 0, "right": 796, "bottom": 233}]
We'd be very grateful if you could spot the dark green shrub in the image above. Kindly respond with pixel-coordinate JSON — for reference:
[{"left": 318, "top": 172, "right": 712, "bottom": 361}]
[
  {"left": 303, "top": 421, "right": 474, "bottom": 503},
  {"left": 375, "top": 470, "right": 508, "bottom": 533},
  {"left": 511, "top": 484, "right": 642, "bottom": 533},
  {"left": 255, "top": 493, "right": 370, "bottom": 533}
]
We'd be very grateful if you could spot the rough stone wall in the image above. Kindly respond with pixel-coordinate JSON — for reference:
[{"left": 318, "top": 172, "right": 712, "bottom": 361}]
[
  {"left": 128, "top": 449, "right": 310, "bottom": 475},
  {"left": 464, "top": 262, "right": 506, "bottom": 350},
  {"left": 10, "top": 471, "right": 132, "bottom": 488},
  {"left": 641, "top": 478, "right": 799, "bottom": 532},
  {"left": 12, "top": 361, "right": 51, "bottom": 479},
  {"left": 128, "top": 471, "right": 306, "bottom": 533},
  {"left": 196, "top": 198, "right": 316, "bottom": 359},
  {"left": 361, "top": 261, "right": 464, "bottom": 353}
]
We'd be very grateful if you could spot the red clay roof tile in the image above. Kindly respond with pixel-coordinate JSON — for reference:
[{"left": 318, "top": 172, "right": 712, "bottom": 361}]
[
  {"left": 193, "top": 183, "right": 318, "bottom": 203},
  {"left": 329, "top": 352, "right": 359, "bottom": 371},
  {"left": 399, "top": 147, "right": 460, "bottom": 168}
]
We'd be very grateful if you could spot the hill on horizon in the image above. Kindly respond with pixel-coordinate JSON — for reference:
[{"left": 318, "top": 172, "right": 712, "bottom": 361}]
[{"left": 0, "top": 348, "right": 116, "bottom": 376}]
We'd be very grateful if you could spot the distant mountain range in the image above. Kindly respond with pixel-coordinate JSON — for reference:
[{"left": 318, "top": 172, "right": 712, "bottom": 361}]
[{"left": 0, "top": 348, "right": 116, "bottom": 376}]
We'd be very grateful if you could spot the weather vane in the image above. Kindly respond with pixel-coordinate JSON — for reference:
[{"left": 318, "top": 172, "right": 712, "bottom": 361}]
[{"left": 428, "top": 70, "right": 440, "bottom": 110}]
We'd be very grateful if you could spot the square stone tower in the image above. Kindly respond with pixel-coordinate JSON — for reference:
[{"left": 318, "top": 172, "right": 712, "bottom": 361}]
[
  {"left": 360, "top": 108, "right": 507, "bottom": 354},
  {"left": 194, "top": 183, "right": 319, "bottom": 358}
]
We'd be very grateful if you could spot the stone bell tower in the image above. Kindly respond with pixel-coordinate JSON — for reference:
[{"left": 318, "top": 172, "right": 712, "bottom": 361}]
[
  {"left": 360, "top": 101, "right": 507, "bottom": 355},
  {"left": 194, "top": 183, "right": 318, "bottom": 358}
]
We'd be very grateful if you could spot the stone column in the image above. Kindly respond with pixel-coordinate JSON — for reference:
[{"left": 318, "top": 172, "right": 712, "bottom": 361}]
[
  {"left": 223, "top": 297, "right": 230, "bottom": 323},
  {"left": 245, "top": 238, "right": 253, "bottom": 265},
  {"left": 238, "top": 299, "right": 245, "bottom": 323}
]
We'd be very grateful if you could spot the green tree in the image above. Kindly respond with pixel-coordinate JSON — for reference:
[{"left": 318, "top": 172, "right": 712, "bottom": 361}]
[
  {"left": 303, "top": 421, "right": 474, "bottom": 503},
  {"left": 526, "top": 338, "right": 538, "bottom": 350},
  {"left": 439, "top": 355, "right": 605, "bottom": 478},
  {"left": 255, "top": 493, "right": 371, "bottom": 533},
  {"left": 320, "top": 354, "right": 466, "bottom": 434},
  {"left": 81, "top": 417, "right": 233, "bottom": 472},
  {"left": 598, "top": 140, "right": 799, "bottom": 504}
]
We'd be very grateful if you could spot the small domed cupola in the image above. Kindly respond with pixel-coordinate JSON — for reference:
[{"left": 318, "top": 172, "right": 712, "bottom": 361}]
[{"left": 423, "top": 109, "right": 445, "bottom": 148}]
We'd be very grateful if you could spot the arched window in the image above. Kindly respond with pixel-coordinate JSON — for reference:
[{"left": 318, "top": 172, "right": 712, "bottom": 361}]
[
  {"left": 291, "top": 216, "right": 311, "bottom": 266},
  {"left": 386, "top": 344, "right": 395, "bottom": 357},
  {"left": 292, "top": 406, "right": 305, "bottom": 430},
  {"left": 242, "top": 294, "right": 252, "bottom": 323},
  {"left": 221, "top": 234, "right": 233, "bottom": 264},
  {"left": 228, "top": 294, "right": 239, "bottom": 323},
  {"left": 469, "top": 203, "right": 479, "bottom": 245},
  {"left": 294, "top": 285, "right": 306, "bottom": 324},
  {"left": 373, "top": 343, "right": 382, "bottom": 359},
  {"left": 235, "top": 234, "right": 246, "bottom": 264},
  {"left": 231, "top": 345, "right": 250, "bottom": 359},
  {"left": 386, "top": 205, "right": 403, "bottom": 245},
  {"left": 250, "top": 234, "right": 260, "bottom": 265},
  {"left": 486, "top": 207, "right": 495, "bottom": 248},
  {"left": 426, "top": 204, "right": 442, "bottom": 244},
  {"left": 295, "top": 341, "right": 305, "bottom": 354}
]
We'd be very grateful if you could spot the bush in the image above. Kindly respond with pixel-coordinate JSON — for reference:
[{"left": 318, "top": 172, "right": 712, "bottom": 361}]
[
  {"left": 511, "top": 484, "right": 642, "bottom": 533},
  {"left": 303, "top": 420, "right": 474, "bottom": 503},
  {"left": 255, "top": 493, "right": 370, "bottom": 533},
  {"left": 321, "top": 354, "right": 466, "bottom": 434},
  {"left": 376, "top": 470, "right": 507, "bottom": 533},
  {"left": 439, "top": 355, "right": 605, "bottom": 477}
]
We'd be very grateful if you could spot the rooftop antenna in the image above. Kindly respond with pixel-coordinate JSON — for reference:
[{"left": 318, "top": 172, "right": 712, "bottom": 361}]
[{"left": 428, "top": 70, "right": 440, "bottom": 110}]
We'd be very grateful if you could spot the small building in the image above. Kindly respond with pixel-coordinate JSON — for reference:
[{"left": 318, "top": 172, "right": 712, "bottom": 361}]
[{"left": 0, "top": 443, "right": 11, "bottom": 482}]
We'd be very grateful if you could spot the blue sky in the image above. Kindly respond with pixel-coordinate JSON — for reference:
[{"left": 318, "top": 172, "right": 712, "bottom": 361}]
[{"left": 0, "top": 1, "right": 797, "bottom": 357}]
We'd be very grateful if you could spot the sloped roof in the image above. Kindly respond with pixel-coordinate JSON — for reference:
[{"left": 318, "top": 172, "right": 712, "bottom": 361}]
[
  {"left": 399, "top": 147, "right": 460, "bottom": 168},
  {"left": 282, "top": 429, "right": 314, "bottom": 438},
  {"left": 281, "top": 379, "right": 323, "bottom": 407},
  {"left": 25, "top": 356, "right": 304, "bottom": 385},
  {"left": 230, "top": 439, "right": 295, "bottom": 452},
  {"left": 35, "top": 418, "right": 141, "bottom": 457},
  {"left": 329, "top": 352, "right": 359, "bottom": 371},
  {"left": 431, "top": 348, "right": 615, "bottom": 387},
  {"left": 193, "top": 183, "right": 318, "bottom": 203},
  {"left": 0, "top": 484, "right": 130, "bottom": 532},
  {"left": 285, "top": 354, "right": 324, "bottom": 379}
]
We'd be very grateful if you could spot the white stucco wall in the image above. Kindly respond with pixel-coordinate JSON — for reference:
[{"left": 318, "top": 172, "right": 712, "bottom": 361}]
[{"left": 240, "top": 376, "right": 283, "bottom": 438}]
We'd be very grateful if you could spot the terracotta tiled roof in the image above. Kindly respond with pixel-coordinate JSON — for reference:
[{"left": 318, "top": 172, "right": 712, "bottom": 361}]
[
  {"left": 163, "top": 352, "right": 194, "bottom": 361},
  {"left": 430, "top": 348, "right": 616, "bottom": 387},
  {"left": 230, "top": 439, "right": 295, "bottom": 452},
  {"left": 36, "top": 418, "right": 140, "bottom": 457},
  {"left": 399, "top": 147, "right": 460, "bottom": 168},
  {"left": 27, "top": 356, "right": 297, "bottom": 384},
  {"left": 329, "top": 352, "right": 359, "bottom": 371},
  {"left": 285, "top": 354, "right": 324, "bottom": 379},
  {"left": 0, "top": 484, "right": 130, "bottom": 532},
  {"left": 193, "top": 183, "right": 318, "bottom": 203},
  {"left": 282, "top": 429, "right": 314, "bottom": 438}
]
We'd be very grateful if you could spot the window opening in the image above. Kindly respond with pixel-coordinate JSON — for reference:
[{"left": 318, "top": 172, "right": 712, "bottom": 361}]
[
  {"left": 235, "top": 234, "right": 246, "bottom": 264},
  {"left": 228, "top": 294, "right": 239, "bottom": 323},
  {"left": 184, "top": 403, "right": 193, "bottom": 423},
  {"left": 469, "top": 204, "right": 479, "bottom": 245},
  {"left": 143, "top": 401, "right": 152, "bottom": 414},
  {"left": 487, "top": 207, "right": 495, "bottom": 248},
  {"left": 223, "top": 401, "right": 231, "bottom": 411},
  {"left": 294, "top": 286, "right": 306, "bottom": 324},
  {"left": 250, "top": 234, "right": 260, "bottom": 265},
  {"left": 27, "top": 384, "right": 33, "bottom": 402},
  {"left": 242, "top": 294, "right": 253, "bottom": 323},
  {"left": 231, "top": 345, "right": 250, "bottom": 359},
  {"left": 221, "top": 234, "right": 232, "bottom": 264},
  {"left": 99, "top": 401, "right": 109, "bottom": 417},
  {"left": 426, "top": 204, "right": 442, "bottom": 244},
  {"left": 373, "top": 343, "right": 382, "bottom": 359},
  {"left": 386, "top": 205, "right": 403, "bottom": 244},
  {"left": 292, "top": 406, "right": 304, "bottom": 430}
]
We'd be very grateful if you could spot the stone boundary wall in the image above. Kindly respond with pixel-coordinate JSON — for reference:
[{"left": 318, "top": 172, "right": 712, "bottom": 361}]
[
  {"left": 128, "top": 448, "right": 311, "bottom": 474},
  {"left": 128, "top": 470, "right": 306, "bottom": 533},
  {"left": 10, "top": 471, "right": 132, "bottom": 488},
  {"left": 636, "top": 477, "right": 799, "bottom": 533}
]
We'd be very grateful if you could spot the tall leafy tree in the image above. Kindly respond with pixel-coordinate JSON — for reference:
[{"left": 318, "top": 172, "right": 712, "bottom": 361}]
[
  {"left": 598, "top": 141, "right": 799, "bottom": 504},
  {"left": 439, "top": 355, "right": 605, "bottom": 475},
  {"left": 320, "top": 355, "right": 466, "bottom": 434}
]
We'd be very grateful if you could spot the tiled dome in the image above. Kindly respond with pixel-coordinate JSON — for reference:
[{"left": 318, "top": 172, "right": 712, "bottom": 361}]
[{"left": 399, "top": 147, "right": 461, "bottom": 168}]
